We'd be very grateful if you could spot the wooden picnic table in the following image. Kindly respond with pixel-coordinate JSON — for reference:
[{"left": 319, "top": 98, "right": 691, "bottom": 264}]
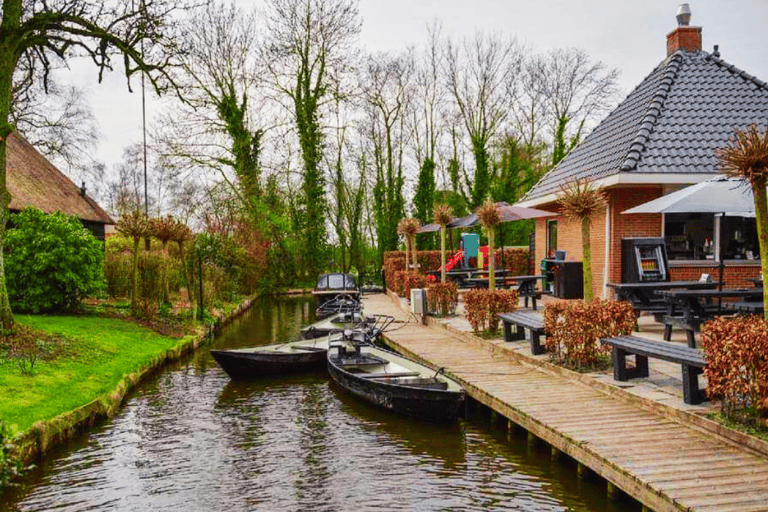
[
  {"left": 727, "top": 300, "right": 765, "bottom": 316},
  {"left": 606, "top": 280, "right": 722, "bottom": 317},
  {"left": 464, "top": 275, "right": 545, "bottom": 309},
  {"left": 655, "top": 287, "right": 764, "bottom": 347}
]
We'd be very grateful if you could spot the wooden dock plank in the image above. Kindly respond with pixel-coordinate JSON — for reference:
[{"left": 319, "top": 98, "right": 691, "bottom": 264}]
[{"left": 363, "top": 294, "right": 768, "bottom": 512}]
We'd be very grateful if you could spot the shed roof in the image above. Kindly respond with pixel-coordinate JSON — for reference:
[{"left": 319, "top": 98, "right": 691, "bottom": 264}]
[
  {"left": 6, "top": 131, "right": 113, "bottom": 225},
  {"left": 520, "top": 49, "right": 768, "bottom": 205}
]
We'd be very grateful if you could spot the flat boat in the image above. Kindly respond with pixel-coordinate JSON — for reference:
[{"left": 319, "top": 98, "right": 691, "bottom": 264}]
[
  {"left": 211, "top": 336, "right": 333, "bottom": 379},
  {"left": 212, "top": 316, "right": 393, "bottom": 380},
  {"left": 313, "top": 273, "right": 361, "bottom": 317},
  {"left": 327, "top": 331, "right": 465, "bottom": 421},
  {"left": 300, "top": 311, "right": 370, "bottom": 339}
]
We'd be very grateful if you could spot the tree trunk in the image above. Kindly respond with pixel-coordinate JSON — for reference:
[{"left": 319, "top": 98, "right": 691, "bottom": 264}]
[
  {"left": 488, "top": 228, "right": 496, "bottom": 292},
  {"left": 131, "top": 237, "right": 140, "bottom": 315},
  {"left": 581, "top": 217, "right": 593, "bottom": 300},
  {"left": 752, "top": 179, "right": 768, "bottom": 321},
  {"left": 440, "top": 226, "right": 447, "bottom": 283}
]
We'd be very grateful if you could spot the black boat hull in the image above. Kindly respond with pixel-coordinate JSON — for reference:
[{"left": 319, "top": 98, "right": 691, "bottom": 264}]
[
  {"left": 211, "top": 348, "right": 326, "bottom": 379},
  {"left": 327, "top": 350, "right": 464, "bottom": 421}
]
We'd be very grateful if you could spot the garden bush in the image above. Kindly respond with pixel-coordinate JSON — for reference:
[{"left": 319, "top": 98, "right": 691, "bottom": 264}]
[
  {"left": 6, "top": 207, "right": 104, "bottom": 312},
  {"left": 400, "top": 271, "right": 427, "bottom": 300},
  {"left": 464, "top": 289, "right": 518, "bottom": 335},
  {"left": 544, "top": 299, "right": 635, "bottom": 369},
  {"left": 701, "top": 315, "right": 768, "bottom": 422},
  {"left": 427, "top": 281, "right": 459, "bottom": 316}
]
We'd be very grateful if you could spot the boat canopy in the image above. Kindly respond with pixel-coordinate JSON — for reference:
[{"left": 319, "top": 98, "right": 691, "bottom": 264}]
[{"left": 315, "top": 273, "right": 358, "bottom": 292}]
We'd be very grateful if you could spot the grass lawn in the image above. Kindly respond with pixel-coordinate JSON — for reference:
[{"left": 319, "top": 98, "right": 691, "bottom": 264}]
[{"left": 0, "top": 314, "right": 195, "bottom": 435}]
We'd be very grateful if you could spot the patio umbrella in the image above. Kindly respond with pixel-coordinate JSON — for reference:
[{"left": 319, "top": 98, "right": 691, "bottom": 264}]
[
  {"left": 622, "top": 176, "right": 759, "bottom": 289},
  {"left": 621, "top": 176, "right": 754, "bottom": 215}
]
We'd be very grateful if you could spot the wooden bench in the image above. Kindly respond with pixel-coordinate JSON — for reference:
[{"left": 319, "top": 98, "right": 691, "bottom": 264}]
[
  {"left": 599, "top": 335, "right": 707, "bottom": 405},
  {"left": 498, "top": 311, "right": 546, "bottom": 355}
]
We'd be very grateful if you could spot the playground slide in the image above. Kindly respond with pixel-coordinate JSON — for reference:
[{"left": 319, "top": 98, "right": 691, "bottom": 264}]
[{"left": 442, "top": 250, "right": 464, "bottom": 272}]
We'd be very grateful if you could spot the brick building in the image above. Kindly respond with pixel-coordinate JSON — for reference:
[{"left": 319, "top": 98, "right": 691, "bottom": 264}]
[
  {"left": 517, "top": 8, "right": 767, "bottom": 298},
  {"left": 6, "top": 131, "right": 113, "bottom": 239}
]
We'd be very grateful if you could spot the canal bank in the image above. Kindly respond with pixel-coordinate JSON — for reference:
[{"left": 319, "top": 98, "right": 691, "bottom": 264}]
[
  {"left": 364, "top": 292, "right": 768, "bottom": 512},
  {"left": 10, "top": 295, "right": 259, "bottom": 467}
]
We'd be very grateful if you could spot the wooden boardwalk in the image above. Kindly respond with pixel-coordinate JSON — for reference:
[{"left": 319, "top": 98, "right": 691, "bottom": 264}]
[{"left": 363, "top": 293, "right": 768, "bottom": 512}]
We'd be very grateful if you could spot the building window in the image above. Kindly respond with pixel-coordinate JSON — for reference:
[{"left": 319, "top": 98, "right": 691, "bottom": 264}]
[
  {"left": 664, "top": 213, "right": 759, "bottom": 261},
  {"left": 547, "top": 220, "right": 557, "bottom": 258}
]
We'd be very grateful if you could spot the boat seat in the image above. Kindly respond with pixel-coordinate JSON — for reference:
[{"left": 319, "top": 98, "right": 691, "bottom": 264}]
[{"left": 360, "top": 371, "right": 421, "bottom": 379}]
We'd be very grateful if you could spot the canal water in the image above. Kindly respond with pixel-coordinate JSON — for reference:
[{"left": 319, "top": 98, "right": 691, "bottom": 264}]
[{"left": 1, "top": 296, "right": 640, "bottom": 511}]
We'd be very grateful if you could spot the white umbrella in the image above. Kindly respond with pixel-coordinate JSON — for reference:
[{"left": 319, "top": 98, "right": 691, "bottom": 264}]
[{"left": 622, "top": 176, "right": 755, "bottom": 215}]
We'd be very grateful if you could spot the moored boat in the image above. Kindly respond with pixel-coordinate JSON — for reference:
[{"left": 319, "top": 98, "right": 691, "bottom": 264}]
[
  {"left": 212, "top": 316, "right": 395, "bottom": 380},
  {"left": 300, "top": 311, "right": 371, "bottom": 339},
  {"left": 313, "top": 273, "right": 361, "bottom": 317},
  {"left": 211, "top": 336, "right": 333, "bottom": 379},
  {"left": 327, "top": 332, "right": 465, "bottom": 421}
]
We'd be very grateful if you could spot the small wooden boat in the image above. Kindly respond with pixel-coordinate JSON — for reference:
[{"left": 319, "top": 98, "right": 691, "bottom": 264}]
[
  {"left": 300, "top": 311, "right": 370, "bottom": 339},
  {"left": 212, "top": 316, "right": 395, "bottom": 380},
  {"left": 211, "top": 336, "right": 333, "bottom": 379},
  {"left": 327, "top": 331, "right": 465, "bottom": 421},
  {"left": 313, "top": 273, "right": 361, "bottom": 317}
]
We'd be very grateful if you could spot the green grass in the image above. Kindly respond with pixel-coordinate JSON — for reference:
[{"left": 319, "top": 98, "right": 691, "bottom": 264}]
[{"left": 0, "top": 314, "right": 189, "bottom": 435}]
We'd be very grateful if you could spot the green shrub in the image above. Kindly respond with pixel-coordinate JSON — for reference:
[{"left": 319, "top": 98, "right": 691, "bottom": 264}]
[
  {"left": 104, "top": 251, "right": 132, "bottom": 297},
  {"left": 6, "top": 207, "right": 104, "bottom": 312}
]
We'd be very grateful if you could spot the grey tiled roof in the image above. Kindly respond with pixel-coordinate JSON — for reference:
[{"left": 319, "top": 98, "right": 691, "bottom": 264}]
[{"left": 521, "top": 49, "right": 768, "bottom": 203}]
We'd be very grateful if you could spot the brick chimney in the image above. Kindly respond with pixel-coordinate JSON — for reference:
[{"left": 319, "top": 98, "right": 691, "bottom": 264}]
[{"left": 666, "top": 3, "right": 702, "bottom": 56}]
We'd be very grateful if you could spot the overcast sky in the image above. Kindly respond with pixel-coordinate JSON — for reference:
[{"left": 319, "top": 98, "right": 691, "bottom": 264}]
[{"left": 56, "top": 0, "right": 768, "bottom": 174}]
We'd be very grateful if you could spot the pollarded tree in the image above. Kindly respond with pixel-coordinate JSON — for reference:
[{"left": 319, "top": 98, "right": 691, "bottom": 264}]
[
  {"left": 556, "top": 178, "right": 608, "bottom": 301},
  {"left": 0, "top": 0, "right": 188, "bottom": 329},
  {"left": 117, "top": 211, "right": 151, "bottom": 316},
  {"left": 433, "top": 204, "right": 453, "bottom": 283},
  {"left": 476, "top": 200, "right": 501, "bottom": 292},
  {"left": 718, "top": 121, "right": 768, "bottom": 321}
]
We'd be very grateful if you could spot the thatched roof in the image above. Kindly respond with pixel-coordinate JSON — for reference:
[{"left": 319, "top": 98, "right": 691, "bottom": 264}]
[{"left": 6, "top": 131, "right": 113, "bottom": 225}]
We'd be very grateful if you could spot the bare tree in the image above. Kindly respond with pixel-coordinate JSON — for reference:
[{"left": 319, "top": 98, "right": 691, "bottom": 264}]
[
  {"left": 358, "top": 50, "right": 412, "bottom": 263},
  {"left": 158, "top": 2, "right": 263, "bottom": 205},
  {"left": 0, "top": 0, "right": 190, "bottom": 327},
  {"left": 531, "top": 47, "right": 621, "bottom": 165},
  {"left": 262, "top": 0, "right": 361, "bottom": 278},
  {"left": 444, "top": 32, "right": 523, "bottom": 208}
]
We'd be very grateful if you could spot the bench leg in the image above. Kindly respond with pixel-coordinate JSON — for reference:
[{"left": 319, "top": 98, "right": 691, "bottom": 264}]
[
  {"left": 530, "top": 331, "right": 544, "bottom": 355},
  {"left": 685, "top": 329, "right": 697, "bottom": 349},
  {"left": 612, "top": 347, "right": 629, "bottom": 381},
  {"left": 503, "top": 322, "right": 525, "bottom": 342},
  {"left": 612, "top": 348, "right": 649, "bottom": 381},
  {"left": 663, "top": 322, "right": 672, "bottom": 341},
  {"left": 682, "top": 365, "right": 706, "bottom": 405}
]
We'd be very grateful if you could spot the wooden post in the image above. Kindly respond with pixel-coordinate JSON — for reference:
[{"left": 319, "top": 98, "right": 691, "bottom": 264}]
[
  {"left": 550, "top": 445, "right": 561, "bottom": 461},
  {"left": 607, "top": 481, "right": 619, "bottom": 500}
]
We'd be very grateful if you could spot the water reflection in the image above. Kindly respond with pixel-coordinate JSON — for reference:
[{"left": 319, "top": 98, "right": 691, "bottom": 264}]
[{"left": 1, "top": 296, "right": 640, "bottom": 512}]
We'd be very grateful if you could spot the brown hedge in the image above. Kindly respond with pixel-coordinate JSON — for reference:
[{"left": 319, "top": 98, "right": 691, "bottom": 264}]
[{"left": 544, "top": 299, "right": 635, "bottom": 368}]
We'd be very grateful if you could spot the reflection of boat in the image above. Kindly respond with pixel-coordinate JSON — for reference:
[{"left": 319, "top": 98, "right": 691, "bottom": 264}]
[
  {"left": 211, "top": 336, "right": 334, "bottom": 379},
  {"left": 328, "top": 378, "right": 467, "bottom": 467},
  {"left": 313, "top": 273, "right": 361, "bottom": 318},
  {"left": 211, "top": 316, "right": 394, "bottom": 379},
  {"left": 300, "top": 311, "right": 370, "bottom": 340},
  {"left": 327, "top": 332, "right": 465, "bottom": 421}
]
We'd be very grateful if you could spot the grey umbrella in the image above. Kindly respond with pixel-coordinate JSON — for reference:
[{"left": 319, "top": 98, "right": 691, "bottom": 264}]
[
  {"left": 622, "top": 175, "right": 760, "bottom": 289},
  {"left": 622, "top": 176, "right": 755, "bottom": 215}
]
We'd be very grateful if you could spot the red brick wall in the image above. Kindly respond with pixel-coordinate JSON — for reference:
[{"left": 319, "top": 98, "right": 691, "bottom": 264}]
[
  {"left": 669, "top": 263, "right": 762, "bottom": 289},
  {"left": 534, "top": 186, "right": 665, "bottom": 298},
  {"left": 666, "top": 26, "right": 702, "bottom": 56}
]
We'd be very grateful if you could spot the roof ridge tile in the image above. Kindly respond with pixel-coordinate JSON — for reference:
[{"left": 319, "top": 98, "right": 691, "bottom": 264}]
[{"left": 620, "top": 54, "right": 683, "bottom": 171}]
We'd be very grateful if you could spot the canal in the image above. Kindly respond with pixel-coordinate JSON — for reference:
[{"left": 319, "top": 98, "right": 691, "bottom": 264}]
[{"left": 1, "top": 296, "right": 641, "bottom": 511}]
